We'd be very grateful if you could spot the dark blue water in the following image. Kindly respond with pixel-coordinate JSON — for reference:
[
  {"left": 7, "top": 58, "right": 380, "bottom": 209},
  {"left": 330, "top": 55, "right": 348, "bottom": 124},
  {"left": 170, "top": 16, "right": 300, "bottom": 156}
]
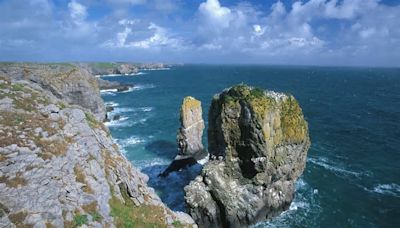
[{"left": 101, "top": 65, "right": 400, "bottom": 227}]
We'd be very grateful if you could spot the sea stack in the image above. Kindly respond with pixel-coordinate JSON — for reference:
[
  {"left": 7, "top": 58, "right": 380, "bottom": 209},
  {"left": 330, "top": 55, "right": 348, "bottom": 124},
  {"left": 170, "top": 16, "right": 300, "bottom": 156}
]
[
  {"left": 160, "top": 96, "right": 207, "bottom": 177},
  {"left": 177, "top": 96, "right": 205, "bottom": 157},
  {"left": 184, "top": 85, "right": 310, "bottom": 227}
]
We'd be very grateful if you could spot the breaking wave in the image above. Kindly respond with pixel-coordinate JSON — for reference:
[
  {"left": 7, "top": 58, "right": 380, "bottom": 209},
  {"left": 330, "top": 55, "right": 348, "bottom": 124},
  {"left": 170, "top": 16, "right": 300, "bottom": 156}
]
[
  {"left": 364, "top": 183, "right": 400, "bottom": 197},
  {"left": 307, "top": 156, "right": 362, "bottom": 178}
]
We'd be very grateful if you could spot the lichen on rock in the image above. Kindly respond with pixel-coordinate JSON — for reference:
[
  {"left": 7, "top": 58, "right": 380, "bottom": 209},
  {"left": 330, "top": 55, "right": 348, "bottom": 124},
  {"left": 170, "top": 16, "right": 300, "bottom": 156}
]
[
  {"left": 160, "top": 96, "right": 207, "bottom": 177},
  {"left": 0, "top": 76, "right": 195, "bottom": 227},
  {"left": 185, "top": 84, "right": 310, "bottom": 227},
  {"left": 177, "top": 96, "right": 205, "bottom": 157}
]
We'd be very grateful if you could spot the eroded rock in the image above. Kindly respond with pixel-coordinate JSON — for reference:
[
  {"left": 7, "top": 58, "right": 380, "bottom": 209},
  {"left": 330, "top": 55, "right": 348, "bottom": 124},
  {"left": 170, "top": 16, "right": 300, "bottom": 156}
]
[
  {"left": 184, "top": 85, "right": 310, "bottom": 227},
  {"left": 160, "top": 96, "right": 207, "bottom": 177},
  {"left": 0, "top": 78, "right": 195, "bottom": 227}
]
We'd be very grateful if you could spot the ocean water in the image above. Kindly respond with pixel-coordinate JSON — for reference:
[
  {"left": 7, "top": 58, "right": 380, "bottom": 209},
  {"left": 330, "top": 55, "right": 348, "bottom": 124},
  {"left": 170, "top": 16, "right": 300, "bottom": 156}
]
[{"left": 100, "top": 65, "right": 400, "bottom": 227}]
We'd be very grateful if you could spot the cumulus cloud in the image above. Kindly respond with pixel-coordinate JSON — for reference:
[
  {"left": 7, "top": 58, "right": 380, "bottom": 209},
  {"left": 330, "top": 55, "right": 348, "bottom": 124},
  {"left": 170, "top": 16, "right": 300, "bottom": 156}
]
[
  {"left": 0, "top": 0, "right": 399, "bottom": 65},
  {"left": 68, "top": 0, "right": 87, "bottom": 22},
  {"left": 199, "top": 0, "right": 232, "bottom": 29},
  {"left": 102, "top": 22, "right": 184, "bottom": 50}
]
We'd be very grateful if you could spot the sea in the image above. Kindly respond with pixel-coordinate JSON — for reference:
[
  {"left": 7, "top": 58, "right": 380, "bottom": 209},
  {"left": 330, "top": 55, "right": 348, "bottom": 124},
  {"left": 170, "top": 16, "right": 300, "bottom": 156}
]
[{"left": 100, "top": 65, "right": 400, "bottom": 227}]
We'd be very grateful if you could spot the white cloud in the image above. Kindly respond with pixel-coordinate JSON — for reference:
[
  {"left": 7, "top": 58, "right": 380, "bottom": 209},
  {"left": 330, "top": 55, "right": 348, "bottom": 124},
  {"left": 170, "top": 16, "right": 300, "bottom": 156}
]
[
  {"left": 253, "top": 24, "right": 264, "bottom": 36},
  {"left": 118, "top": 19, "right": 139, "bottom": 26},
  {"left": 68, "top": 0, "right": 87, "bottom": 23},
  {"left": 199, "top": 0, "right": 232, "bottom": 29},
  {"left": 1, "top": 0, "right": 399, "bottom": 66},
  {"left": 102, "top": 22, "right": 184, "bottom": 50}
]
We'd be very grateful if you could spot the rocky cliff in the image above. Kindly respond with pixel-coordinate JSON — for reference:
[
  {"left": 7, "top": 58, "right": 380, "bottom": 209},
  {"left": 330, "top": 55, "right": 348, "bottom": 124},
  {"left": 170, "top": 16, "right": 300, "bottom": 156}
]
[
  {"left": 177, "top": 96, "right": 205, "bottom": 157},
  {"left": 160, "top": 96, "right": 207, "bottom": 177},
  {"left": 0, "top": 72, "right": 194, "bottom": 227},
  {"left": 0, "top": 63, "right": 105, "bottom": 121},
  {"left": 184, "top": 85, "right": 310, "bottom": 227},
  {"left": 78, "top": 62, "right": 169, "bottom": 76}
]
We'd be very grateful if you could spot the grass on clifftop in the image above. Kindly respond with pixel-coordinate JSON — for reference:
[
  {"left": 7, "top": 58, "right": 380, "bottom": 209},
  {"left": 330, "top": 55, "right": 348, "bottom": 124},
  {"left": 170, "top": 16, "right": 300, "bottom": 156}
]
[
  {"left": 109, "top": 185, "right": 169, "bottom": 228},
  {"left": 280, "top": 95, "right": 308, "bottom": 143},
  {"left": 221, "top": 84, "right": 276, "bottom": 119}
]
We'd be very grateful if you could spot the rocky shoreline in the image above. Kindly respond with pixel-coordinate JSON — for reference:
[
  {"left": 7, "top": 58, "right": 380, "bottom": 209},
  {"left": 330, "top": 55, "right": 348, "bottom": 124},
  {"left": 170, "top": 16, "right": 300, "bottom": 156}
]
[
  {"left": 0, "top": 63, "right": 195, "bottom": 227},
  {"left": 0, "top": 63, "right": 310, "bottom": 228}
]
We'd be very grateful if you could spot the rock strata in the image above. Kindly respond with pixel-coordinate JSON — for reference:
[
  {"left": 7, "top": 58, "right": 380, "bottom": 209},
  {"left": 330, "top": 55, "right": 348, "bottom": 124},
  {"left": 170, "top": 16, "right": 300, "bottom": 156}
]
[
  {"left": 160, "top": 96, "right": 207, "bottom": 177},
  {"left": 184, "top": 85, "right": 310, "bottom": 227},
  {"left": 0, "top": 77, "right": 195, "bottom": 227},
  {"left": 0, "top": 63, "right": 105, "bottom": 121},
  {"left": 97, "top": 78, "right": 133, "bottom": 92},
  {"left": 177, "top": 96, "right": 205, "bottom": 157}
]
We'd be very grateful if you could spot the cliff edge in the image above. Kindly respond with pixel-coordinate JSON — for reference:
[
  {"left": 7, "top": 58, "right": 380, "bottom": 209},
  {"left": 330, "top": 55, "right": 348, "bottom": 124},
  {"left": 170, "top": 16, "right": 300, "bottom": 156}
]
[
  {"left": 0, "top": 63, "right": 105, "bottom": 121},
  {"left": 184, "top": 85, "right": 310, "bottom": 227},
  {"left": 0, "top": 74, "right": 194, "bottom": 227}
]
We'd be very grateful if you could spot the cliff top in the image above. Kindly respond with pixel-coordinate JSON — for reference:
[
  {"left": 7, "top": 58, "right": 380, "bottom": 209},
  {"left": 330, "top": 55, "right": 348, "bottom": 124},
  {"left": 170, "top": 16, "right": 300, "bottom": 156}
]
[{"left": 214, "top": 84, "right": 308, "bottom": 144}]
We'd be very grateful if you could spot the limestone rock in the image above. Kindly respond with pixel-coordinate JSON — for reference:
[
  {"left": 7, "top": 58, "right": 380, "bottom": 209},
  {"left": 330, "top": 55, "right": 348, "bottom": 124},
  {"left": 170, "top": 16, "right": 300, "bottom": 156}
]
[
  {"left": 184, "top": 85, "right": 310, "bottom": 227},
  {"left": 177, "top": 96, "right": 205, "bottom": 157},
  {"left": 97, "top": 78, "right": 133, "bottom": 92},
  {"left": 0, "top": 78, "right": 195, "bottom": 227},
  {"left": 0, "top": 63, "right": 106, "bottom": 121},
  {"left": 160, "top": 97, "right": 206, "bottom": 177}
]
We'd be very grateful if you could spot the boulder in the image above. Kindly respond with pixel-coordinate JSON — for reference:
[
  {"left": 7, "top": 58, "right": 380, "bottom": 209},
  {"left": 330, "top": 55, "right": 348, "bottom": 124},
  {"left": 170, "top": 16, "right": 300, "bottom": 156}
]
[
  {"left": 112, "top": 114, "right": 121, "bottom": 121},
  {"left": 184, "top": 85, "right": 310, "bottom": 227}
]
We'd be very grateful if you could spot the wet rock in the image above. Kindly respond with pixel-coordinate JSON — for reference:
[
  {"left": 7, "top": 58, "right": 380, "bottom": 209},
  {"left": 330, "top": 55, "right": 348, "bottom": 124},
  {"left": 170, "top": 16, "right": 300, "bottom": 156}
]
[
  {"left": 106, "top": 106, "right": 114, "bottom": 112},
  {"left": 185, "top": 85, "right": 310, "bottom": 227},
  {"left": 112, "top": 115, "right": 121, "bottom": 121}
]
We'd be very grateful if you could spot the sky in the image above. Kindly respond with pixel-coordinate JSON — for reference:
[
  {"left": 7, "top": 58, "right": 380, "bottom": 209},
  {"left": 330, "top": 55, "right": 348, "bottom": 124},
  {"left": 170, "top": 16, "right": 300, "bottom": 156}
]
[{"left": 0, "top": 0, "right": 399, "bottom": 66}]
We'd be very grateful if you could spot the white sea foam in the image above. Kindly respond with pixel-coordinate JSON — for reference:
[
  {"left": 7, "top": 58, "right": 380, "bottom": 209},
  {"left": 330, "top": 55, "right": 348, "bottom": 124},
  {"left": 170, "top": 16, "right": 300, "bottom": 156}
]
[
  {"left": 135, "top": 158, "right": 170, "bottom": 169},
  {"left": 105, "top": 116, "right": 149, "bottom": 128},
  {"left": 197, "top": 156, "right": 209, "bottom": 165},
  {"left": 104, "top": 116, "right": 129, "bottom": 127},
  {"left": 100, "top": 89, "right": 117, "bottom": 96},
  {"left": 117, "top": 136, "right": 146, "bottom": 148},
  {"left": 104, "top": 101, "right": 119, "bottom": 107},
  {"left": 139, "top": 107, "right": 153, "bottom": 112},
  {"left": 97, "top": 72, "right": 147, "bottom": 78},
  {"left": 141, "top": 67, "right": 171, "bottom": 71},
  {"left": 253, "top": 178, "right": 321, "bottom": 227},
  {"left": 365, "top": 183, "right": 400, "bottom": 197},
  {"left": 112, "top": 107, "right": 135, "bottom": 114},
  {"left": 133, "top": 84, "right": 156, "bottom": 91},
  {"left": 307, "top": 156, "right": 362, "bottom": 178}
]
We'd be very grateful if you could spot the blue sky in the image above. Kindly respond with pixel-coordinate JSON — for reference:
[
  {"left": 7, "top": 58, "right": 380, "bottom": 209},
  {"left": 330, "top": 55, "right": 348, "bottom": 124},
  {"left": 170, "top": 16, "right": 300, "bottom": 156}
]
[{"left": 0, "top": 0, "right": 399, "bottom": 66}]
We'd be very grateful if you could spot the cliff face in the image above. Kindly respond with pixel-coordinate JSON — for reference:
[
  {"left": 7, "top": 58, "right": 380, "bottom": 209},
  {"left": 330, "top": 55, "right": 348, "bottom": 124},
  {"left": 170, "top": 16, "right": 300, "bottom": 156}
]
[
  {"left": 177, "top": 96, "right": 205, "bottom": 157},
  {"left": 78, "top": 62, "right": 169, "bottom": 76},
  {"left": 160, "top": 97, "right": 206, "bottom": 177},
  {"left": 0, "top": 77, "right": 194, "bottom": 227},
  {"left": 184, "top": 85, "right": 310, "bottom": 227},
  {"left": 0, "top": 63, "right": 105, "bottom": 121}
]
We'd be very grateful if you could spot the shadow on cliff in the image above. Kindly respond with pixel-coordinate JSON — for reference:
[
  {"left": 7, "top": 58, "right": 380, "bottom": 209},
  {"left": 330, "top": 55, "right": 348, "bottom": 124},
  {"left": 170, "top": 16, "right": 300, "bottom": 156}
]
[{"left": 141, "top": 140, "right": 202, "bottom": 211}]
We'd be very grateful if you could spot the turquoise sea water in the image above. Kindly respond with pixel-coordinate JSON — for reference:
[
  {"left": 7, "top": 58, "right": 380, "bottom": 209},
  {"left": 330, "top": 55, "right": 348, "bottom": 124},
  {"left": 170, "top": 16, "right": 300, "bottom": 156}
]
[{"left": 100, "top": 65, "right": 400, "bottom": 227}]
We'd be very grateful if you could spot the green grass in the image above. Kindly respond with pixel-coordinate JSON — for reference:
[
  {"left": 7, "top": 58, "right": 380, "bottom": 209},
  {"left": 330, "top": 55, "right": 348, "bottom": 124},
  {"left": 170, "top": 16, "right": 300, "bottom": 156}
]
[
  {"left": 108, "top": 184, "right": 168, "bottom": 228},
  {"left": 73, "top": 214, "right": 88, "bottom": 227},
  {"left": 85, "top": 112, "right": 100, "bottom": 129},
  {"left": 93, "top": 62, "right": 118, "bottom": 69},
  {"left": 90, "top": 211, "right": 102, "bottom": 222}
]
